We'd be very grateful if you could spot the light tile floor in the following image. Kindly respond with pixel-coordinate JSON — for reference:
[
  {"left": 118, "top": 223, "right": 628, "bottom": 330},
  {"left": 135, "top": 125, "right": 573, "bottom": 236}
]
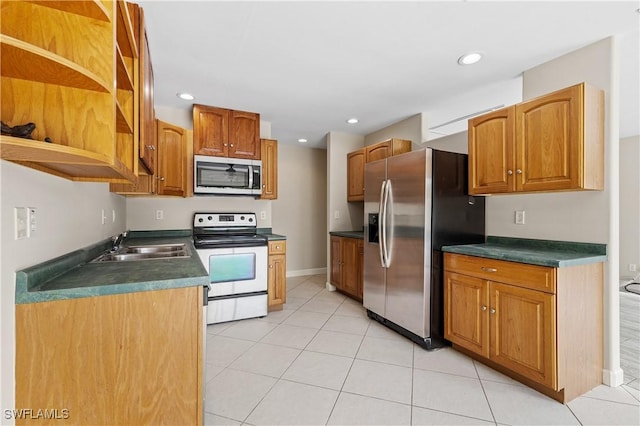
[{"left": 205, "top": 274, "right": 640, "bottom": 426}]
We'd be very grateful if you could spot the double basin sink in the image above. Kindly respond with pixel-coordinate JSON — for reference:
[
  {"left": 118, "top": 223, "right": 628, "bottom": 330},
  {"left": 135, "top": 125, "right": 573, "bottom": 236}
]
[{"left": 92, "top": 243, "right": 191, "bottom": 262}]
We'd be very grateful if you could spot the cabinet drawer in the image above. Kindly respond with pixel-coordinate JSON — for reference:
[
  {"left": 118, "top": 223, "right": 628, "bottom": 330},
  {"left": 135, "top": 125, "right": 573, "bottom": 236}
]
[
  {"left": 268, "top": 241, "right": 286, "bottom": 255},
  {"left": 444, "top": 253, "right": 556, "bottom": 294}
]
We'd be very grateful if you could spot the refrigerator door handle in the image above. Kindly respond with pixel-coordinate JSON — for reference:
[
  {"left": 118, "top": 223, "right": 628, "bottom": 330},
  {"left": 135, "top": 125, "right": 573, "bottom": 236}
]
[
  {"left": 378, "top": 179, "right": 387, "bottom": 268},
  {"left": 384, "top": 179, "right": 393, "bottom": 267}
]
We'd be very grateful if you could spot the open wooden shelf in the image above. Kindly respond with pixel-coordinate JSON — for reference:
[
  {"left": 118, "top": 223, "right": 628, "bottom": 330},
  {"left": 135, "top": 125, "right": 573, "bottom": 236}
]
[
  {"left": 116, "top": 0, "right": 138, "bottom": 59},
  {"left": 27, "top": 0, "right": 110, "bottom": 22},
  {"left": 0, "top": 135, "right": 136, "bottom": 182},
  {"left": 0, "top": 35, "right": 110, "bottom": 93},
  {"left": 116, "top": 99, "right": 134, "bottom": 134},
  {"left": 116, "top": 45, "right": 134, "bottom": 91}
]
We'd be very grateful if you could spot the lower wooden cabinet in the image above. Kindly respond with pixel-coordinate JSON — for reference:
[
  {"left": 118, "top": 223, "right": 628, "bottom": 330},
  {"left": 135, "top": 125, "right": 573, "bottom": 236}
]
[
  {"left": 268, "top": 240, "right": 286, "bottom": 311},
  {"left": 444, "top": 253, "right": 603, "bottom": 403},
  {"left": 16, "top": 286, "right": 203, "bottom": 425},
  {"left": 330, "top": 236, "right": 363, "bottom": 301}
]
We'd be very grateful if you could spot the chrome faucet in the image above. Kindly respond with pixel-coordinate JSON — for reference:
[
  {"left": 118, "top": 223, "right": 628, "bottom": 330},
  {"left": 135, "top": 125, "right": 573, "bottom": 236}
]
[{"left": 112, "top": 231, "right": 128, "bottom": 252}]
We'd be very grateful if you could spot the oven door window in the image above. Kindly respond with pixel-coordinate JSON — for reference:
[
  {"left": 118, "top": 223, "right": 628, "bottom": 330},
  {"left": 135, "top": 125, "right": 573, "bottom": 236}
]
[
  {"left": 197, "top": 161, "right": 251, "bottom": 189},
  {"left": 209, "top": 253, "right": 256, "bottom": 283}
]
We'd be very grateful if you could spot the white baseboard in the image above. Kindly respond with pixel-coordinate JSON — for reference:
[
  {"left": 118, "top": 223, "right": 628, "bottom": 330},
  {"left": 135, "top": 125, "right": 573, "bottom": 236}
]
[
  {"left": 602, "top": 368, "right": 625, "bottom": 387},
  {"left": 286, "top": 268, "right": 327, "bottom": 278}
]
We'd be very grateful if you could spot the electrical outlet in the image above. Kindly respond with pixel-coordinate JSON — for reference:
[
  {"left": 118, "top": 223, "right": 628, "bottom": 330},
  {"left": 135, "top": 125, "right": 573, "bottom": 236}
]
[
  {"left": 515, "top": 210, "right": 525, "bottom": 225},
  {"left": 112, "top": 209, "right": 116, "bottom": 223},
  {"left": 156, "top": 210, "right": 164, "bottom": 220},
  {"left": 334, "top": 210, "right": 340, "bottom": 220},
  {"left": 260, "top": 210, "right": 266, "bottom": 220},
  {"left": 630, "top": 264, "right": 637, "bottom": 272},
  {"left": 101, "top": 209, "right": 107, "bottom": 225}
]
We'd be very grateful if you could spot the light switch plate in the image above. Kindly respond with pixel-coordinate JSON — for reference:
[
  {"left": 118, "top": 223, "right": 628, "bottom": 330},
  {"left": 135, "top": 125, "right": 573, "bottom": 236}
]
[{"left": 15, "top": 207, "right": 28, "bottom": 239}]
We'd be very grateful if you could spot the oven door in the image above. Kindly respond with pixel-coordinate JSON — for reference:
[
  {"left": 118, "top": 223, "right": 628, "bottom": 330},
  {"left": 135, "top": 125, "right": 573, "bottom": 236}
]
[
  {"left": 197, "top": 245, "right": 268, "bottom": 297},
  {"left": 197, "top": 245, "right": 268, "bottom": 324}
]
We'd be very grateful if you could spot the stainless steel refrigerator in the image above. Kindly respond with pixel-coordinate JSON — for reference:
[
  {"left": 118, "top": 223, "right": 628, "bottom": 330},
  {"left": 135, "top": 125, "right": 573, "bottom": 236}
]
[{"left": 363, "top": 148, "right": 485, "bottom": 349}]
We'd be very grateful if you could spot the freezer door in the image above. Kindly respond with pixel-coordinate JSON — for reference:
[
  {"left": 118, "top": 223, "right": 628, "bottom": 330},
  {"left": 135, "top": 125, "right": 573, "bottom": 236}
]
[
  {"left": 363, "top": 159, "right": 387, "bottom": 316},
  {"left": 385, "top": 149, "right": 431, "bottom": 337}
]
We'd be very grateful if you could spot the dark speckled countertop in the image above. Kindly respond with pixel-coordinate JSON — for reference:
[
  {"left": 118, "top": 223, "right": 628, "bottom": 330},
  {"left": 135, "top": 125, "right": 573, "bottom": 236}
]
[
  {"left": 330, "top": 231, "right": 364, "bottom": 239},
  {"left": 258, "top": 228, "right": 287, "bottom": 241},
  {"left": 442, "top": 236, "right": 607, "bottom": 267},
  {"left": 16, "top": 230, "right": 208, "bottom": 304}
]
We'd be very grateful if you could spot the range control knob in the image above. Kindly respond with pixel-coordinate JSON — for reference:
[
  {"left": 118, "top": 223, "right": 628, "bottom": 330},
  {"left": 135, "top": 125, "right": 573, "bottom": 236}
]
[
  {"left": 198, "top": 218, "right": 204, "bottom": 223},
  {"left": 249, "top": 217, "right": 253, "bottom": 222},
  {"left": 208, "top": 216, "right": 213, "bottom": 221},
  {"left": 240, "top": 216, "right": 245, "bottom": 221}
]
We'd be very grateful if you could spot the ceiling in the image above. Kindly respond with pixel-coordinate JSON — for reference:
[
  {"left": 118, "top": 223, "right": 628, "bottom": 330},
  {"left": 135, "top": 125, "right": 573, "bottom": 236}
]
[{"left": 138, "top": 1, "right": 640, "bottom": 149}]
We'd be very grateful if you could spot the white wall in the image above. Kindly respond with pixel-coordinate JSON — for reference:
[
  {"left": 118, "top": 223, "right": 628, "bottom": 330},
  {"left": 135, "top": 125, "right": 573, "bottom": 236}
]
[
  {"left": 486, "top": 37, "right": 622, "bottom": 385},
  {"left": 0, "top": 161, "right": 126, "bottom": 420},
  {"left": 272, "top": 144, "right": 327, "bottom": 274},
  {"left": 620, "top": 135, "right": 640, "bottom": 279}
]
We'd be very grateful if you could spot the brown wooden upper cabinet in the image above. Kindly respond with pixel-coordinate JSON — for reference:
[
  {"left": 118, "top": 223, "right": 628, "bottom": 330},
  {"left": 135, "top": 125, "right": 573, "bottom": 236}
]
[
  {"left": 130, "top": 3, "right": 156, "bottom": 174},
  {"left": 347, "top": 138, "right": 411, "bottom": 202},
  {"left": 468, "top": 82, "right": 604, "bottom": 195},
  {"left": 156, "top": 119, "right": 192, "bottom": 197},
  {"left": 193, "top": 104, "right": 260, "bottom": 159},
  {"left": 260, "top": 138, "right": 278, "bottom": 200}
]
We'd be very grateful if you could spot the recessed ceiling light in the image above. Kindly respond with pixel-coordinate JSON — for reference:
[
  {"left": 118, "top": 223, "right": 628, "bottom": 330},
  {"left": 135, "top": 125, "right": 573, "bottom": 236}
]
[
  {"left": 457, "top": 52, "right": 483, "bottom": 66},
  {"left": 298, "top": 138, "right": 308, "bottom": 143},
  {"left": 177, "top": 92, "right": 195, "bottom": 101},
  {"left": 346, "top": 118, "right": 359, "bottom": 124}
]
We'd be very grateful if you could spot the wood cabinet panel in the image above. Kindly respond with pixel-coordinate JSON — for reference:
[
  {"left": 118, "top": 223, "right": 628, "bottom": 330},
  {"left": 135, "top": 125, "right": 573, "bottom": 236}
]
[
  {"left": 490, "top": 282, "right": 556, "bottom": 388},
  {"left": 347, "top": 149, "right": 365, "bottom": 202},
  {"left": 444, "top": 272, "right": 489, "bottom": 358},
  {"left": 193, "top": 104, "right": 228, "bottom": 157},
  {"left": 229, "top": 110, "right": 260, "bottom": 159},
  {"left": 468, "top": 107, "right": 515, "bottom": 194},
  {"left": 16, "top": 287, "right": 203, "bottom": 426},
  {"left": 444, "top": 253, "right": 556, "bottom": 293},
  {"left": 330, "top": 236, "right": 363, "bottom": 301},
  {"left": 468, "top": 82, "right": 603, "bottom": 195},
  {"left": 261, "top": 138, "right": 278, "bottom": 199},
  {"left": 157, "top": 119, "right": 187, "bottom": 196}
]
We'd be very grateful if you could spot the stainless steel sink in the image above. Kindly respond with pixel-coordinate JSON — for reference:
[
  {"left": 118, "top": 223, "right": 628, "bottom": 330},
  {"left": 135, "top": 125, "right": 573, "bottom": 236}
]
[{"left": 92, "top": 243, "right": 191, "bottom": 262}]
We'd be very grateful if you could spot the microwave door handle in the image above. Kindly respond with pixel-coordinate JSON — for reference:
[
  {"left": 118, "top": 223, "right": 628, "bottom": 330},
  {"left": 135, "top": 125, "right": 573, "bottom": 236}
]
[{"left": 248, "top": 165, "right": 254, "bottom": 189}]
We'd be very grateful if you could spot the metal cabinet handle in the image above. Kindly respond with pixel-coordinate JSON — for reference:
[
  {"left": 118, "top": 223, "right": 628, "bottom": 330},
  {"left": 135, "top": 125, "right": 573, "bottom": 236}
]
[
  {"left": 507, "top": 170, "right": 513, "bottom": 176},
  {"left": 157, "top": 176, "right": 165, "bottom": 181},
  {"left": 269, "top": 264, "right": 273, "bottom": 269},
  {"left": 263, "top": 184, "right": 266, "bottom": 188},
  {"left": 490, "top": 308, "right": 496, "bottom": 314},
  {"left": 481, "top": 267, "right": 497, "bottom": 272},
  {"left": 516, "top": 169, "right": 523, "bottom": 175},
  {"left": 224, "top": 143, "right": 228, "bottom": 147},
  {"left": 230, "top": 144, "right": 234, "bottom": 147},
  {"left": 481, "top": 305, "right": 487, "bottom": 311}
]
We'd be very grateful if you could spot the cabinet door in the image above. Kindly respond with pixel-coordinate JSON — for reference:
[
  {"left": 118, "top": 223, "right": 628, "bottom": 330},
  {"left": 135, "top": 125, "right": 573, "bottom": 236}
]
[
  {"left": 341, "top": 238, "right": 360, "bottom": 298},
  {"left": 490, "top": 282, "right": 557, "bottom": 389},
  {"left": 444, "top": 272, "right": 490, "bottom": 358},
  {"left": 229, "top": 110, "right": 260, "bottom": 159},
  {"left": 157, "top": 120, "right": 186, "bottom": 196},
  {"left": 365, "top": 142, "right": 390, "bottom": 163},
  {"left": 515, "top": 84, "right": 581, "bottom": 192},
  {"left": 468, "top": 106, "right": 516, "bottom": 195},
  {"left": 136, "top": 6, "right": 155, "bottom": 174},
  {"left": 268, "top": 254, "right": 287, "bottom": 309},
  {"left": 347, "top": 149, "right": 365, "bottom": 202},
  {"left": 330, "top": 236, "right": 342, "bottom": 287},
  {"left": 261, "top": 138, "right": 278, "bottom": 199},
  {"left": 357, "top": 239, "right": 364, "bottom": 300},
  {"left": 193, "top": 104, "right": 229, "bottom": 156}
]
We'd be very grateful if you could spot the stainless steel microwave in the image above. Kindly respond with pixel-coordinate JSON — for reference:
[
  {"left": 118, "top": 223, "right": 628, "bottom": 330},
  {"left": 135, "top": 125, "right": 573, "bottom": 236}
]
[{"left": 194, "top": 155, "right": 262, "bottom": 196}]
